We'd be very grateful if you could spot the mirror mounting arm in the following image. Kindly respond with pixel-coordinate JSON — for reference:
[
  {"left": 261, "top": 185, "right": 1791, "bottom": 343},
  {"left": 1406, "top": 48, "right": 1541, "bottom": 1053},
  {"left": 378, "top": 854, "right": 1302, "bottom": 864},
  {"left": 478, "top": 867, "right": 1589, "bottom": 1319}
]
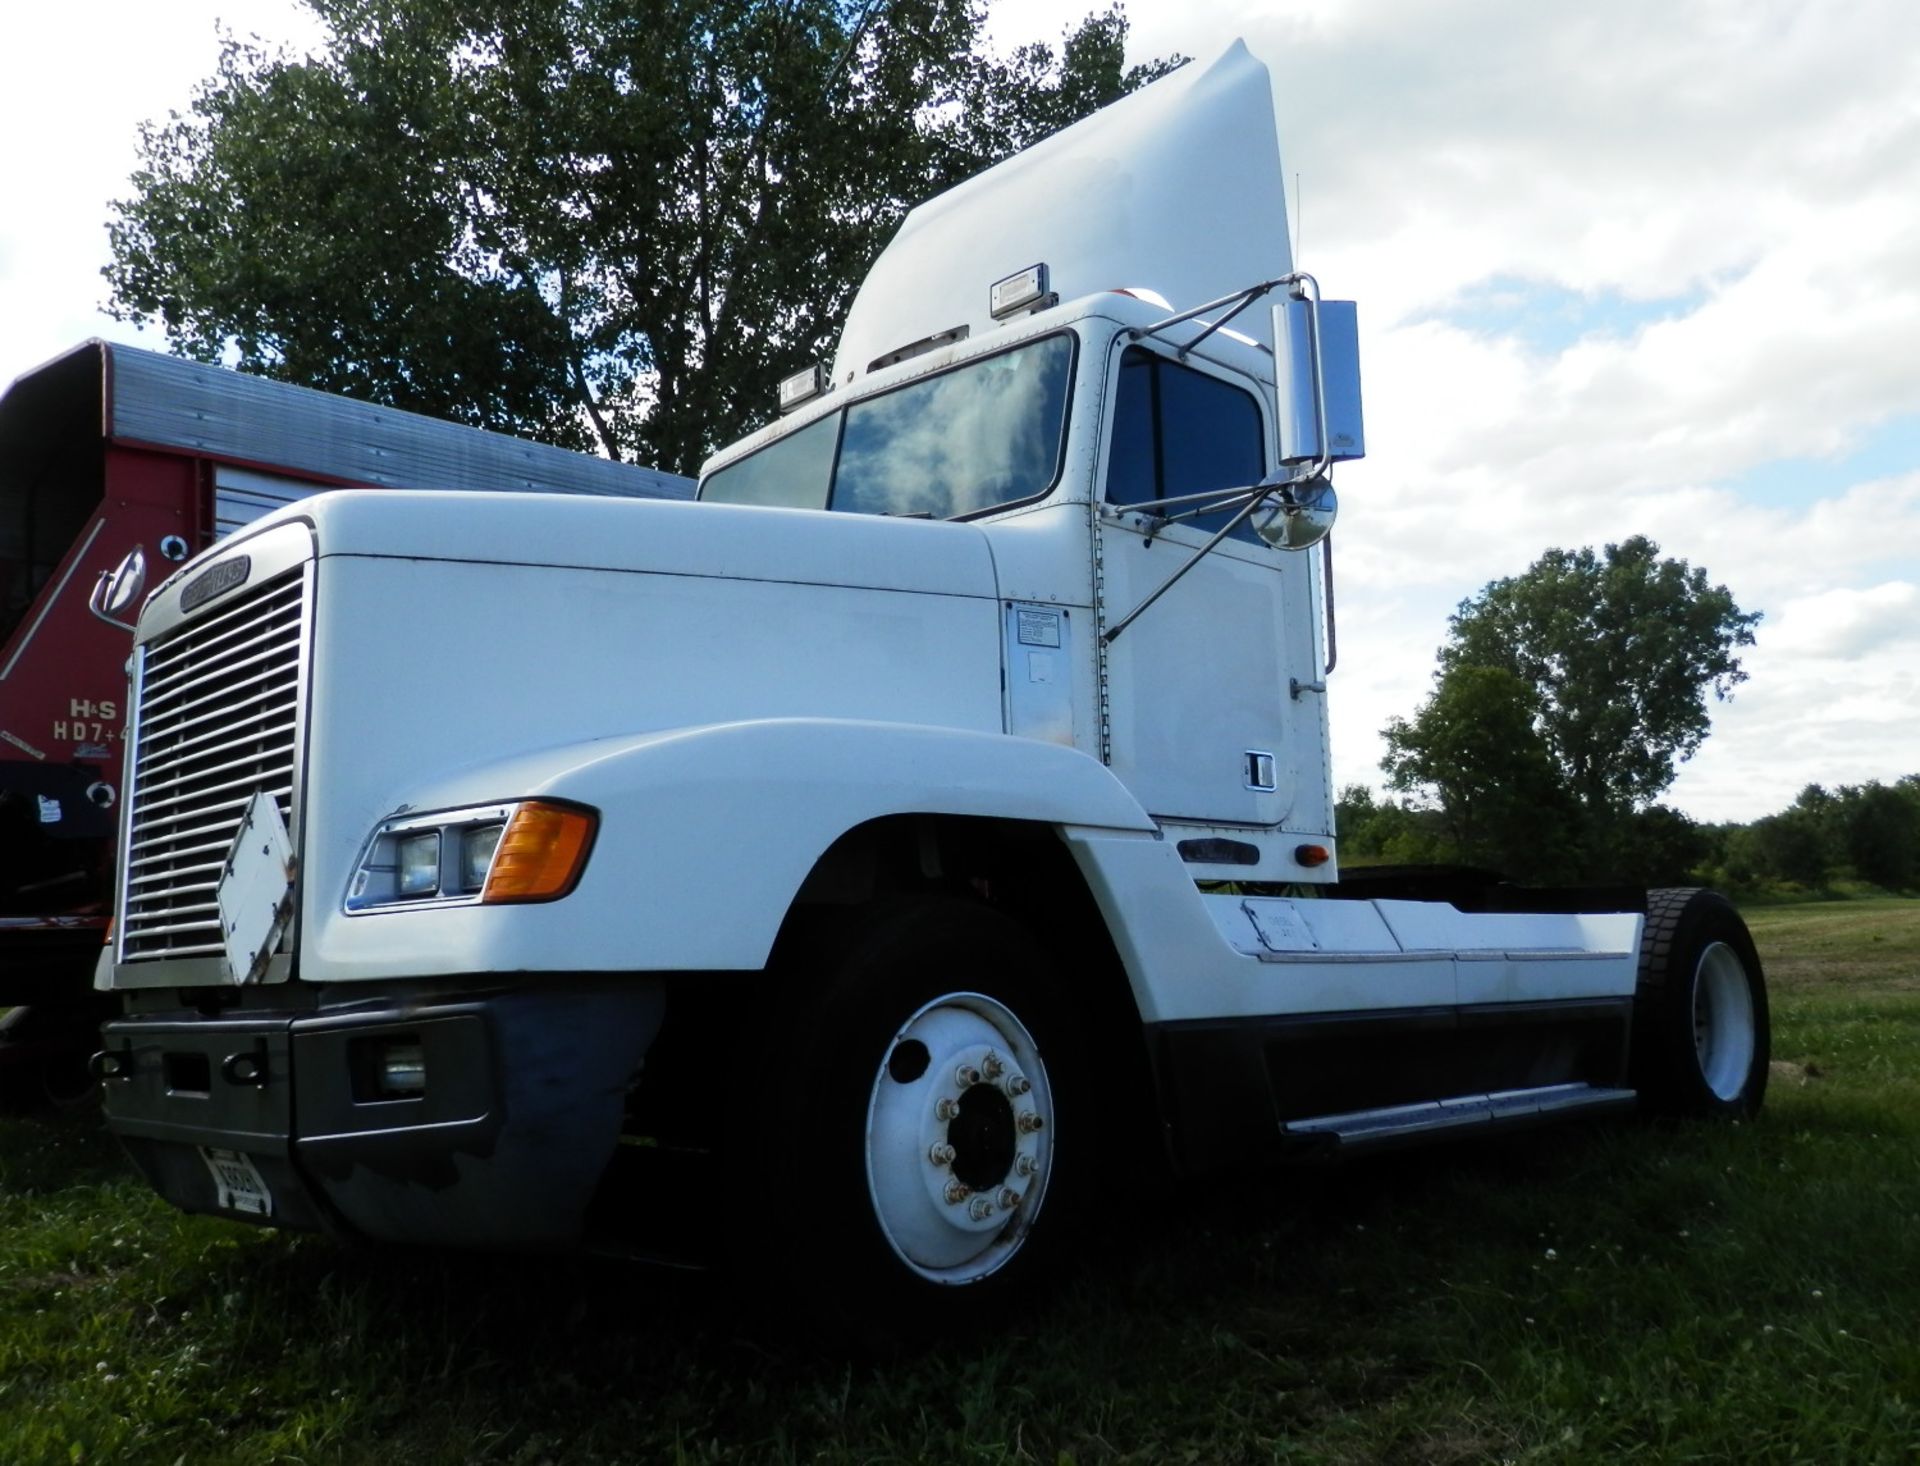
[
  {"left": 1102, "top": 478, "right": 1286, "bottom": 644},
  {"left": 1126, "top": 274, "right": 1301, "bottom": 353},
  {"left": 1280, "top": 272, "right": 1336, "bottom": 488},
  {"left": 1103, "top": 272, "right": 1340, "bottom": 646}
]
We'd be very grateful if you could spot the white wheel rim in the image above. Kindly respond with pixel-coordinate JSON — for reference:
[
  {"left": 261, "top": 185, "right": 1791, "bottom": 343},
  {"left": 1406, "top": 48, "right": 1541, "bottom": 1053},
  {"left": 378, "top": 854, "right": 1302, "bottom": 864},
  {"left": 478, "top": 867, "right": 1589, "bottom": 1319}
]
[
  {"left": 1692, "top": 941, "right": 1756, "bottom": 1102},
  {"left": 864, "top": 992, "right": 1055, "bottom": 1285}
]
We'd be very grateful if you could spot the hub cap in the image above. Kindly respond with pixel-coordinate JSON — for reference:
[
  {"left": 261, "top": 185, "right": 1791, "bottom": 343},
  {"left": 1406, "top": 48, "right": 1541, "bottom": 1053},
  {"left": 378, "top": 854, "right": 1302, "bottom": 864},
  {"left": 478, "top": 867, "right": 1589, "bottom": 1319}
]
[
  {"left": 1692, "top": 941, "right": 1757, "bottom": 1101},
  {"left": 864, "top": 992, "right": 1055, "bottom": 1283}
]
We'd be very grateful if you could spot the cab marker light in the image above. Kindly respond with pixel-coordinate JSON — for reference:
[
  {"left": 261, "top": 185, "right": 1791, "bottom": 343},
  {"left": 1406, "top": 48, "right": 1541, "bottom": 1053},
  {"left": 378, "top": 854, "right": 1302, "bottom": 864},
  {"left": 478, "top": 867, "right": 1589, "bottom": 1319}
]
[
  {"left": 778, "top": 363, "right": 829, "bottom": 413},
  {"left": 991, "top": 263, "right": 1054, "bottom": 319}
]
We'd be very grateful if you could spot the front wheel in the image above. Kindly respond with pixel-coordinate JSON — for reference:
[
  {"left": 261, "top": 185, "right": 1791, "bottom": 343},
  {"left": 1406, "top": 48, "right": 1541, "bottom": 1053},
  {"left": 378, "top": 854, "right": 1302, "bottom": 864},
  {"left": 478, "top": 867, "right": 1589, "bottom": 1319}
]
[
  {"left": 1631, "top": 888, "right": 1770, "bottom": 1119},
  {"left": 864, "top": 989, "right": 1057, "bottom": 1285},
  {"left": 739, "top": 899, "right": 1080, "bottom": 1338}
]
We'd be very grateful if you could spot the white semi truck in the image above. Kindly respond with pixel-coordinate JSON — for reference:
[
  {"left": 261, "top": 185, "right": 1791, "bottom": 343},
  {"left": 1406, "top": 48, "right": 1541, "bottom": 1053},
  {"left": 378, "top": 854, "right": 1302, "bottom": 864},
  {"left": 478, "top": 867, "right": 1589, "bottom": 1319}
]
[{"left": 94, "top": 43, "right": 1767, "bottom": 1329}]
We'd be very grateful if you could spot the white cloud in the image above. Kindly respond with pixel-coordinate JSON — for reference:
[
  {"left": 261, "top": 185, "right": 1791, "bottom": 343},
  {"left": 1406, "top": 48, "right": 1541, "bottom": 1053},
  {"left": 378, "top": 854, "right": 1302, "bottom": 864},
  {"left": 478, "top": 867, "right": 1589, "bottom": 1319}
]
[
  {"left": 1197, "top": 0, "right": 1920, "bottom": 821},
  {"left": 0, "top": 0, "right": 328, "bottom": 381},
  {"left": 1753, "top": 583, "right": 1920, "bottom": 661}
]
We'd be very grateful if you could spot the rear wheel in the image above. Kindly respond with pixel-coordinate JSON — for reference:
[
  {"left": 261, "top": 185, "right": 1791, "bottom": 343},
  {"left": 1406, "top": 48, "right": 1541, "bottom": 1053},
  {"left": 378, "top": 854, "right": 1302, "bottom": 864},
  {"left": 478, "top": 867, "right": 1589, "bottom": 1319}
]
[{"left": 1631, "top": 888, "right": 1769, "bottom": 1119}]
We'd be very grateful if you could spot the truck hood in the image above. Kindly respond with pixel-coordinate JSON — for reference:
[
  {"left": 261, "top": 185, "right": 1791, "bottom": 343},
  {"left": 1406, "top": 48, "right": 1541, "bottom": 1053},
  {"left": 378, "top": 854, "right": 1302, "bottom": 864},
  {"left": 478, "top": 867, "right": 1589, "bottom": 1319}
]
[{"left": 273, "top": 489, "right": 1002, "bottom": 601}]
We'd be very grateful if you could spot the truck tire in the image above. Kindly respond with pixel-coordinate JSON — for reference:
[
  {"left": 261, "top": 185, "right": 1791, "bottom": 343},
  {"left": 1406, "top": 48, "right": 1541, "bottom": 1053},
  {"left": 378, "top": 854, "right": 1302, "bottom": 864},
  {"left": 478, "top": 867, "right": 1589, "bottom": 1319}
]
[
  {"left": 1630, "top": 888, "right": 1769, "bottom": 1119},
  {"left": 745, "top": 898, "right": 1078, "bottom": 1339}
]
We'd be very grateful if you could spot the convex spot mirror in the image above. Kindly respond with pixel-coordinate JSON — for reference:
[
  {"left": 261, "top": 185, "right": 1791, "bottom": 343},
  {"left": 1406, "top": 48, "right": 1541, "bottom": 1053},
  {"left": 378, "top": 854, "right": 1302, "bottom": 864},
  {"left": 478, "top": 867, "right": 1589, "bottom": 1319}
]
[
  {"left": 101, "top": 546, "right": 148, "bottom": 615},
  {"left": 90, "top": 545, "right": 149, "bottom": 629},
  {"left": 1255, "top": 475, "right": 1337, "bottom": 551}
]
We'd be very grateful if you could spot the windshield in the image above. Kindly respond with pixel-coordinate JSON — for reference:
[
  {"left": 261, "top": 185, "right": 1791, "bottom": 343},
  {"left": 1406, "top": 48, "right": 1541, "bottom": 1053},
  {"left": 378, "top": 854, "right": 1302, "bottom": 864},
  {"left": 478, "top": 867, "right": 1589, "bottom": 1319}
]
[{"left": 701, "top": 333, "right": 1074, "bottom": 518}]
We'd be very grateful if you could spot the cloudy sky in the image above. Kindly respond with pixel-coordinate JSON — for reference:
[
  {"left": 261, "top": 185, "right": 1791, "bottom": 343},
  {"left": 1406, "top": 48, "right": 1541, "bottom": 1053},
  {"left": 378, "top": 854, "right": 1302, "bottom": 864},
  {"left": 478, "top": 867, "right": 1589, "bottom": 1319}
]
[{"left": 3, "top": 0, "right": 1915, "bottom": 824}]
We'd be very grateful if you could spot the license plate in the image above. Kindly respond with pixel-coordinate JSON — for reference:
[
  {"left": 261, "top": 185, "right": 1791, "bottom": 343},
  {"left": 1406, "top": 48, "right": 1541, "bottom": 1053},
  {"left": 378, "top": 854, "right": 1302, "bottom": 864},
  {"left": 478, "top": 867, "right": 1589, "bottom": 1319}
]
[{"left": 199, "top": 1146, "right": 273, "bottom": 1217}]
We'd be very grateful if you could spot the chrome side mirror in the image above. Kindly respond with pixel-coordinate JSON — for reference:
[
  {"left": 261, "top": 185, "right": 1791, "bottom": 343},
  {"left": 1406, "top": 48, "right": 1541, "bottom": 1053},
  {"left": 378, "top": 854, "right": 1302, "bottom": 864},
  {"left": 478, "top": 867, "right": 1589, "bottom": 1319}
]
[
  {"left": 1274, "top": 296, "right": 1365, "bottom": 467},
  {"left": 1254, "top": 475, "right": 1338, "bottom": 551},
  {"left": 89, "top": 545, "right": 148, "bottom": 632}
]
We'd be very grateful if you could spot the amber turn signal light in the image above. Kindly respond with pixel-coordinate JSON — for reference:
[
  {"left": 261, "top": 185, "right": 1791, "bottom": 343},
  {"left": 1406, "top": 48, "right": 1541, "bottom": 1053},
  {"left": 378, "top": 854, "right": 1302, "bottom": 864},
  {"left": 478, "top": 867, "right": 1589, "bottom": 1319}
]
[
  {"left": 481, "top": 802, "right": 596, "bottom": 903},
  {"left": 1294, "top": 843, "right": 1332, "bottom": 868}
]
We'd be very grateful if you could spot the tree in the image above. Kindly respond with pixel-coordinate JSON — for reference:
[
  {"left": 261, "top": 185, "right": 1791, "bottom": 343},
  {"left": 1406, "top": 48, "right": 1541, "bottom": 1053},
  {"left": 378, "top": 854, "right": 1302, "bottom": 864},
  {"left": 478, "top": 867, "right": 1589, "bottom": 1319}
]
[
  {"left": 1839, "top": 780, "right": 1920, "bottom": 891},
  {"left": 1437, "top": 536, "right": 1760, "bottom": 814},
  {"left": 105, "top": 0, "right": 1180, "bottom": 475},
  {"left": 1379, "top": 536, "right": 1758, "bottom": 881},
  {"left": 1596, "top": 802, "right": 1710, "bottom": 888},
  {"left": 1380, "top": 664, "right": 1582, "bottom": 878},
  {"left": 1333, "top": 783, "right": 1449, "bottom": 866},
  {"left": 1745, "top": 784, "right": 1838, "bottom": 890}
]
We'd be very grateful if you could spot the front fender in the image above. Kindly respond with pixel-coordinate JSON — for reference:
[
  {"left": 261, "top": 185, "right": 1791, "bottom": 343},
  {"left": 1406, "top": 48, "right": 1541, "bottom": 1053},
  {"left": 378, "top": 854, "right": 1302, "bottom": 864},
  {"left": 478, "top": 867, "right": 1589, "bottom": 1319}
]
[{"left": 303, "top": 719, "right": 1156, "bottom": 982}]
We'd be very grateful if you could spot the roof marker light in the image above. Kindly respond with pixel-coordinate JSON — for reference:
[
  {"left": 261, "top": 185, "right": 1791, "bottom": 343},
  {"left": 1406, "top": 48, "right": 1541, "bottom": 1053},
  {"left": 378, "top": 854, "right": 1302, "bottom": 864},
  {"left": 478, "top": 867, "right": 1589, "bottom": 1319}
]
[{"left": 990, "top": 263, "right": 1053, "bottom": 320}]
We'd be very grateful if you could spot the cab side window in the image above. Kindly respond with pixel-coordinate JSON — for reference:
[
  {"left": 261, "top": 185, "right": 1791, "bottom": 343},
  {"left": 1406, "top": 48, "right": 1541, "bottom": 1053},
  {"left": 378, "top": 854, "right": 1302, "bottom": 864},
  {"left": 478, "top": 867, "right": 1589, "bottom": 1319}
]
[{"left": 1106, "top": 347, "right": 1266, "bottom": 539}]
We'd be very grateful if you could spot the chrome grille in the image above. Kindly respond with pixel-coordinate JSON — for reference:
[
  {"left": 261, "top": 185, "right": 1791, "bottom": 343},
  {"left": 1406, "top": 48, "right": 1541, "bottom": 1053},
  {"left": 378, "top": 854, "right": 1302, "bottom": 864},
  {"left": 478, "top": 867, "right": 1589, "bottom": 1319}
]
[{"left": 120, "top": 571, "right": 306, "bottom": 961}]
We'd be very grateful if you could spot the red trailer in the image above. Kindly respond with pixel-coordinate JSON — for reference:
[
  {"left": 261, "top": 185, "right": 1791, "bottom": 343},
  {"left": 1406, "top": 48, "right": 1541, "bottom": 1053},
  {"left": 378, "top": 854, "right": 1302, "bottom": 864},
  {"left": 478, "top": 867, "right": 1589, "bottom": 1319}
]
[{"left": 0, "top": 340, "right": 689, "bottom": 1098}]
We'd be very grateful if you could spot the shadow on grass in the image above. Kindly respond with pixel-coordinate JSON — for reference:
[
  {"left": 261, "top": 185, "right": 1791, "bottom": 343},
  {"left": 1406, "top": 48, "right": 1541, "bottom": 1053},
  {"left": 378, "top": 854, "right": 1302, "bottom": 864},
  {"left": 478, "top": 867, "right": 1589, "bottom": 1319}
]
[
  {"left": 8, "top": 1092, "right": 1916, "bottom": 1464},
  {"left": 0, "top": 1106, "right": 131, "bottom": 1193},
  {"left": 7, "top": 1106, "right": 1673, "bottom": 1353}
]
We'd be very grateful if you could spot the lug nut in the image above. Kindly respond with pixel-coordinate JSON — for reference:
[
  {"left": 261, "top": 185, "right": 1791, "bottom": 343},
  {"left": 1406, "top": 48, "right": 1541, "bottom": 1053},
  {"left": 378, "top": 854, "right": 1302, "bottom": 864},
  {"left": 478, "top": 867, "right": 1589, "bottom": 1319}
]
[
  {"left": 1018, "top": 1111, "right": 1045, "bottom": 1133},
  {"left": 982, "top": 1052, "right": 1005, "bottom": 1079},
  {"left": 1006, "top": 1074, "right": 1032, "bottom": 1096},
  {"left": 1015, "top": 1154, "right": 1039, "bottom": 1177},
  {"left": 929, "top": 1142, "right": 956, "bottom": 1167},
  {"left": 955, "top": 1064, "right": 981, "bottom": 1088},
  {"left": 968, "top": 1195, "right": 997, "bottom": 1221},
  {"left": 944, "top": 1180, "right": 970, "bottom": 1205},
  {"left": 998, "top": 1187, "right": 1021, "bottom": 1210},
  {"left": 935, "top": 1097, "right": 960, "bottom": 1122}
]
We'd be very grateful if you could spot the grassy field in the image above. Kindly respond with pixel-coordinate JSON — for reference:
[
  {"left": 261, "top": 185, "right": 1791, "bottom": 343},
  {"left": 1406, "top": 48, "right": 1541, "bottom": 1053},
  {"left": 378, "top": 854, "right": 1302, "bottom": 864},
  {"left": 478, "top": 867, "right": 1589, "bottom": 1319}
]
[{"left": 3, "top": 899, "right": 1917, "bottom": 1464}]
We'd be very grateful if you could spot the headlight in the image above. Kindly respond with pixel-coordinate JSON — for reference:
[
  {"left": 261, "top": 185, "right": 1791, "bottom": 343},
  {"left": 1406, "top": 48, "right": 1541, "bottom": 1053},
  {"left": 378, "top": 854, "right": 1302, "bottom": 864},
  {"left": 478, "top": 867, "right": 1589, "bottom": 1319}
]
[
  {"left": 461, "top": 824, "right": 504, "bottom": 889},
  {"left": 346, "top": 801, "right": 596, "bottom": 913},
  {"left": 396, "top": 831, "right": 442, "bottom": 898}
]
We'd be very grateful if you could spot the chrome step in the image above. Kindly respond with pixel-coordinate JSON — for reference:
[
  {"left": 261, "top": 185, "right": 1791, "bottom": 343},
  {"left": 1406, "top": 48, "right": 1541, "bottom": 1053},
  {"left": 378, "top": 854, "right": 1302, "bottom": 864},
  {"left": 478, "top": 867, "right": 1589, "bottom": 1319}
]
[{"left": 1283, "top": 1082, "right": 1637, "bottom": 1151}]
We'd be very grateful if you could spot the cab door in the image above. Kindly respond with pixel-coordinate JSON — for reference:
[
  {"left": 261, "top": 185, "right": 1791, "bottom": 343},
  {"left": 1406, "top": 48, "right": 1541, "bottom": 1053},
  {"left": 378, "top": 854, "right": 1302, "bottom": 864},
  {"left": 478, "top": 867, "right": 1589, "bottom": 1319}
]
[{"left": 1095, "top": 343, "right": 1298, "bottom": 827}]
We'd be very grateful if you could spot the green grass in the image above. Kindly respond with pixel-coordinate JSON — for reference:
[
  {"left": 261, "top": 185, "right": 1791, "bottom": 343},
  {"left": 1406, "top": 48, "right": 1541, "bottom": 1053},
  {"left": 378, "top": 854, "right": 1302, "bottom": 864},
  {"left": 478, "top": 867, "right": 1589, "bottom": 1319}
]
[{"left": 3, "top": 900, "right": 1918, "bottom": 1463}]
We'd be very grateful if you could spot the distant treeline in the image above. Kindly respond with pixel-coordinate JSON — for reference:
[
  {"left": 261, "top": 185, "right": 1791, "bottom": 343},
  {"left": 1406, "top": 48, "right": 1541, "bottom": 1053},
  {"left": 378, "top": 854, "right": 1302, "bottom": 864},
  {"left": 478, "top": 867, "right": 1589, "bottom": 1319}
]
[{"left": 1337, "top": 776, "right": 1920, "bottom": 897}]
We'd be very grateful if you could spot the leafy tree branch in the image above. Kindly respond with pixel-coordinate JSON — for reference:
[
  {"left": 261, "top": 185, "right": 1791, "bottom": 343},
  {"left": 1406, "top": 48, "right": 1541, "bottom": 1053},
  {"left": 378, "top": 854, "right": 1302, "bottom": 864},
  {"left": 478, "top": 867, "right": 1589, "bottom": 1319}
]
[{"left": 106, "top": 0, "right": 1182, "bottom": 476}]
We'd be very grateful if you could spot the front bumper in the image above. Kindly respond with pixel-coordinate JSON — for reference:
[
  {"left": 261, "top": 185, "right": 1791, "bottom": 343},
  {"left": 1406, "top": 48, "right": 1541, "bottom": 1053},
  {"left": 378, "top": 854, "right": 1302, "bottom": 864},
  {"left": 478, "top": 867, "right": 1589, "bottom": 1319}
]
[{"left": 100, "top": 978, "right": 665, "bottom": 1247}]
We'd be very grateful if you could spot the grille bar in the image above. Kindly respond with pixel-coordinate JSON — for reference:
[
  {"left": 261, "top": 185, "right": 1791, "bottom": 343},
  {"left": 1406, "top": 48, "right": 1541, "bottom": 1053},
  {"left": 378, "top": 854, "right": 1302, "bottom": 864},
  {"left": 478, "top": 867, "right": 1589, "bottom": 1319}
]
[
  {"left": 142, "top": 596, "right": 300, "bottom": 674},
  {"left": 143, "top": 580, "right": 300, "bottom": 666},
  {"left": 136, "top": 693, "right": 300, "bottom": 758},
  {"left": 123, "top": 736, "right": 297, "bottom": 805},
  {"left": 125, "top": 802, "right": 288, "bottom": 863},
  {"left": 119, "top": 570, "right": 308, "bottom": 962},
  {"left": 141, "top": 635, "right": 302, "bottom": 718},
  {"left": 125, "top": 894, "right": 220, "bottom": 920},
  {"left": 124, "top": 838, "right": 231, "bottom": 875},
  {"left": 140, "top": 660, "right": 300, "bottom": 732},
  {"left": 124, "top": 859, "right": 227, "bottom": 892},
  {"left": 131, "top": 758, "right": 299, "bottom": 823}
]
